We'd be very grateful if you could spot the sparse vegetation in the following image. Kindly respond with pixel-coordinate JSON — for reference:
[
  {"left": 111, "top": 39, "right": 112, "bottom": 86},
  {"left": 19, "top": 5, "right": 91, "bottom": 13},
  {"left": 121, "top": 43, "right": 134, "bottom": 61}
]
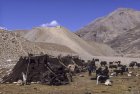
[{"left": 0, "top": 68, "right": 140, "bottom": 94}]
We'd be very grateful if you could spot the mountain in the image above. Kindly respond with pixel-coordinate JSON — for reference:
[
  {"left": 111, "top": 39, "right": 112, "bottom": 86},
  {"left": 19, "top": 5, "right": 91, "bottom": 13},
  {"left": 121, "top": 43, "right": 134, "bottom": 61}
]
[
  {"left": 76, "top": 8, "right": 140, "bottom": 57},
  {"left": 16, "top": 26, "right": 115, "bottom": 60},
  {"left": 76, "top": 8, "right": 140, "bottom": 43}
]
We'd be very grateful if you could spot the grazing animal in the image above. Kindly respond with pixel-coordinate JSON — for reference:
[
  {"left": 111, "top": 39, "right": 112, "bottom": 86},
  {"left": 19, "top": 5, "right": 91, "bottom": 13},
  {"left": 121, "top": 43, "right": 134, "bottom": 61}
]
[
  {"left": 94, "top": 59, "right": 99, "bottom": 62},
  {"left": 114, "top": 61, "right": 121, "bottom": 65},
  {"left": 113, "top": 65, "right": 128, "bottom": 76},
  {"left": 100, "top": 61, "right": 107, "bottom": 66},
  {"left": 109, "top": 62, "right": 113, "bottom": 65},
  {"left": 109, "top": 61, "right": 118, "bottom": 69},
  {"left": 113, "top": 70, "right": 123, "bottom": 76},
  {"left": 136, "top": 63, "right": 140, "bottom": 68},
  {"left": 96, "top": 66, "right": 109, "bottom": 85},
  {"left": 118, "top": 61, "right": 121, "bottom": 65},
  {"left": 129, "top": 61, "right": 137, "bottom": 68},
  {"left": 96, "top": 66, "right": 109, "bottom": 77}
]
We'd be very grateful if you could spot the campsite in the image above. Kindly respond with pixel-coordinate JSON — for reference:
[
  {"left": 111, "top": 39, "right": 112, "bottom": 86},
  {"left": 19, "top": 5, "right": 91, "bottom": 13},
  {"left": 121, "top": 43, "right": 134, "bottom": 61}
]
[
  {"left": 0, "top": 54, "right": 140, "bottom": 94},
  {"left": 0, "top": 68, "right": 140, "bottom": 94},
  {"left": 1, "top": 1, "right": 140, "bottom": 94}
]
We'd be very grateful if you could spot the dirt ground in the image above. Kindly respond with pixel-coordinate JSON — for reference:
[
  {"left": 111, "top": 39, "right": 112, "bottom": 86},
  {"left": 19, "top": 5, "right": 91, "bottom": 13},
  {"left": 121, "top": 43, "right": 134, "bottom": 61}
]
[{"left": 0, "top": 68, "right": 140, "bottom": 94}]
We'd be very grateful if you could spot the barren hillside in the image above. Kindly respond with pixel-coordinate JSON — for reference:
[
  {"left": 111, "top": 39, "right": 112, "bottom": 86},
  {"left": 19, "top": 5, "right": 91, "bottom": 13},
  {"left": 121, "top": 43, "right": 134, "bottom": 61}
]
[
  {"left": 18, "top": 26, "right": 115, "bottom": 60},
  {"left": 76, "top": 8, "right": 140, "bottom": 43},
  {"left": 76, "top": 8, "right": 140, "bottom": 57},
  {"left": 87, "top": 41, "right": 116, "bottom": 56},
  {"left": 107, "top": 25, "right": 140, "bottom": 57}
]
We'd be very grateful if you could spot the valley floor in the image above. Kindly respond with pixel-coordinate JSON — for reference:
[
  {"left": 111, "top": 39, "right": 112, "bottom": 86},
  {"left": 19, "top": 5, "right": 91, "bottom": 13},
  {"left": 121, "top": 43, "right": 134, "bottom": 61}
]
[{"left": 0, "top": 69, "right": 140, "bottom": 94}]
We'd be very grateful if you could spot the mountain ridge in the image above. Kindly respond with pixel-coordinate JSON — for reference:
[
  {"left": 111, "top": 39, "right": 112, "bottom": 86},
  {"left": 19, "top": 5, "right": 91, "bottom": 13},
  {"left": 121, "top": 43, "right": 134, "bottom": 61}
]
[
  {"left": 76, "top": 8, "right": 140, "bottom": 43},
  {"left": 76, "top": 8, "right": 140, "bottom": 57}
]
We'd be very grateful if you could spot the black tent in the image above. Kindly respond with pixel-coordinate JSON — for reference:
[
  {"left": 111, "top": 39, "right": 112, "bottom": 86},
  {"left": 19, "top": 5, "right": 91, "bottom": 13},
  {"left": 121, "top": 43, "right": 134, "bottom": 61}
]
[{"left": 2, "top": 54, "right": 70, "bottom": 85}]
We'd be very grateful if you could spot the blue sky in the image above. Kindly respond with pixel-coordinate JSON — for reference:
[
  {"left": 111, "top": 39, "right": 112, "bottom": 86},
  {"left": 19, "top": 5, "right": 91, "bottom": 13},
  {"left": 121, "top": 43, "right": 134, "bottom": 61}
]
[{"left": 0, "top": 0, "right": 140, "bottom": 31}]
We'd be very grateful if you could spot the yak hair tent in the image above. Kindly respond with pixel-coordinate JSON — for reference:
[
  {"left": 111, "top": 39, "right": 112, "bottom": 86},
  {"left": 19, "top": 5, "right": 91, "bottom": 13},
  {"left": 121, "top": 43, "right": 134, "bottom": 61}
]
[{"left": 2, "top": 54, "right": 72, "bottom": 85}]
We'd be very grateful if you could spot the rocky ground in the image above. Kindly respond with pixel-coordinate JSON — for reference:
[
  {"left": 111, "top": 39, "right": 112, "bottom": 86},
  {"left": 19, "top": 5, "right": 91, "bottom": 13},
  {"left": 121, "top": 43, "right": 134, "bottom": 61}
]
[{"left": 0, "top": 31, "right": 41, "bottom": 68}]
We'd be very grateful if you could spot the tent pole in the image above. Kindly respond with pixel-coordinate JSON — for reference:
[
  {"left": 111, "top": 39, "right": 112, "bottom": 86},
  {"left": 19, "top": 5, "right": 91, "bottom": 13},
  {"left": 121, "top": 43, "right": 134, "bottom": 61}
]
[{"left": 26, "top": 56, "right": 30, "bottom": 84}]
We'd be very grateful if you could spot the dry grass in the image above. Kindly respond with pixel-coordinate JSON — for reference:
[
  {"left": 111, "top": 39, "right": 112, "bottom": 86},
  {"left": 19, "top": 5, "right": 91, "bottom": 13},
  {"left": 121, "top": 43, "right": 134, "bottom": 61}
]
[{"left": 0, "top": 69, "right": 140, "bottom": 94}]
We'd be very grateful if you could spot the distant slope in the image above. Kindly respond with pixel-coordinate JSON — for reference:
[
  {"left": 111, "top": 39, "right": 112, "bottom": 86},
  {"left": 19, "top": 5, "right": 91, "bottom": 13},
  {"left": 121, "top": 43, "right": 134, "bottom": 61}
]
[
  {"left": 76, "top": 8, "right": 140, "bottom": 57},
  {"left": 107, "top": 25, "right": 140, "bottom": 57},
  {"left": 87, "top": 41, "right": 116, "bottom": 56},
  {"left": 18, "top": 26, "right": 115, "bottom": 59},
  {"left": 35, "top": 42, "right": 76, "bottom": 55},
  {"left": 15, "top": 29, "right": 76, "bottom": 55},
  {"left": 76, "top": 8, "right": 140, "bottom": 43}
]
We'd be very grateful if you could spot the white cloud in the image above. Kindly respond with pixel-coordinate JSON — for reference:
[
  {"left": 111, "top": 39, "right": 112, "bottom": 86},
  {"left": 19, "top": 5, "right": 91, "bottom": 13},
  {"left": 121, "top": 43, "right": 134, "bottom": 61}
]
[
  {"left": 40, "top": 20, "right": 60, "bottom": 27},
  {"left": 0, "top": 26, "right": 7, "bottom": 30}
]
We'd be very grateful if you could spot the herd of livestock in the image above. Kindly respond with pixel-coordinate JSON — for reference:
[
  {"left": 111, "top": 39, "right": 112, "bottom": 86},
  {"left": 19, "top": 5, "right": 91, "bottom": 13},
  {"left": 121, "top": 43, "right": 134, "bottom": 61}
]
[
  {"left": 87, "top": 59, "right": 140, "bottom": 85},
  {"left": 1, "top": 54, "right": 140, "bottom": 86}
]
